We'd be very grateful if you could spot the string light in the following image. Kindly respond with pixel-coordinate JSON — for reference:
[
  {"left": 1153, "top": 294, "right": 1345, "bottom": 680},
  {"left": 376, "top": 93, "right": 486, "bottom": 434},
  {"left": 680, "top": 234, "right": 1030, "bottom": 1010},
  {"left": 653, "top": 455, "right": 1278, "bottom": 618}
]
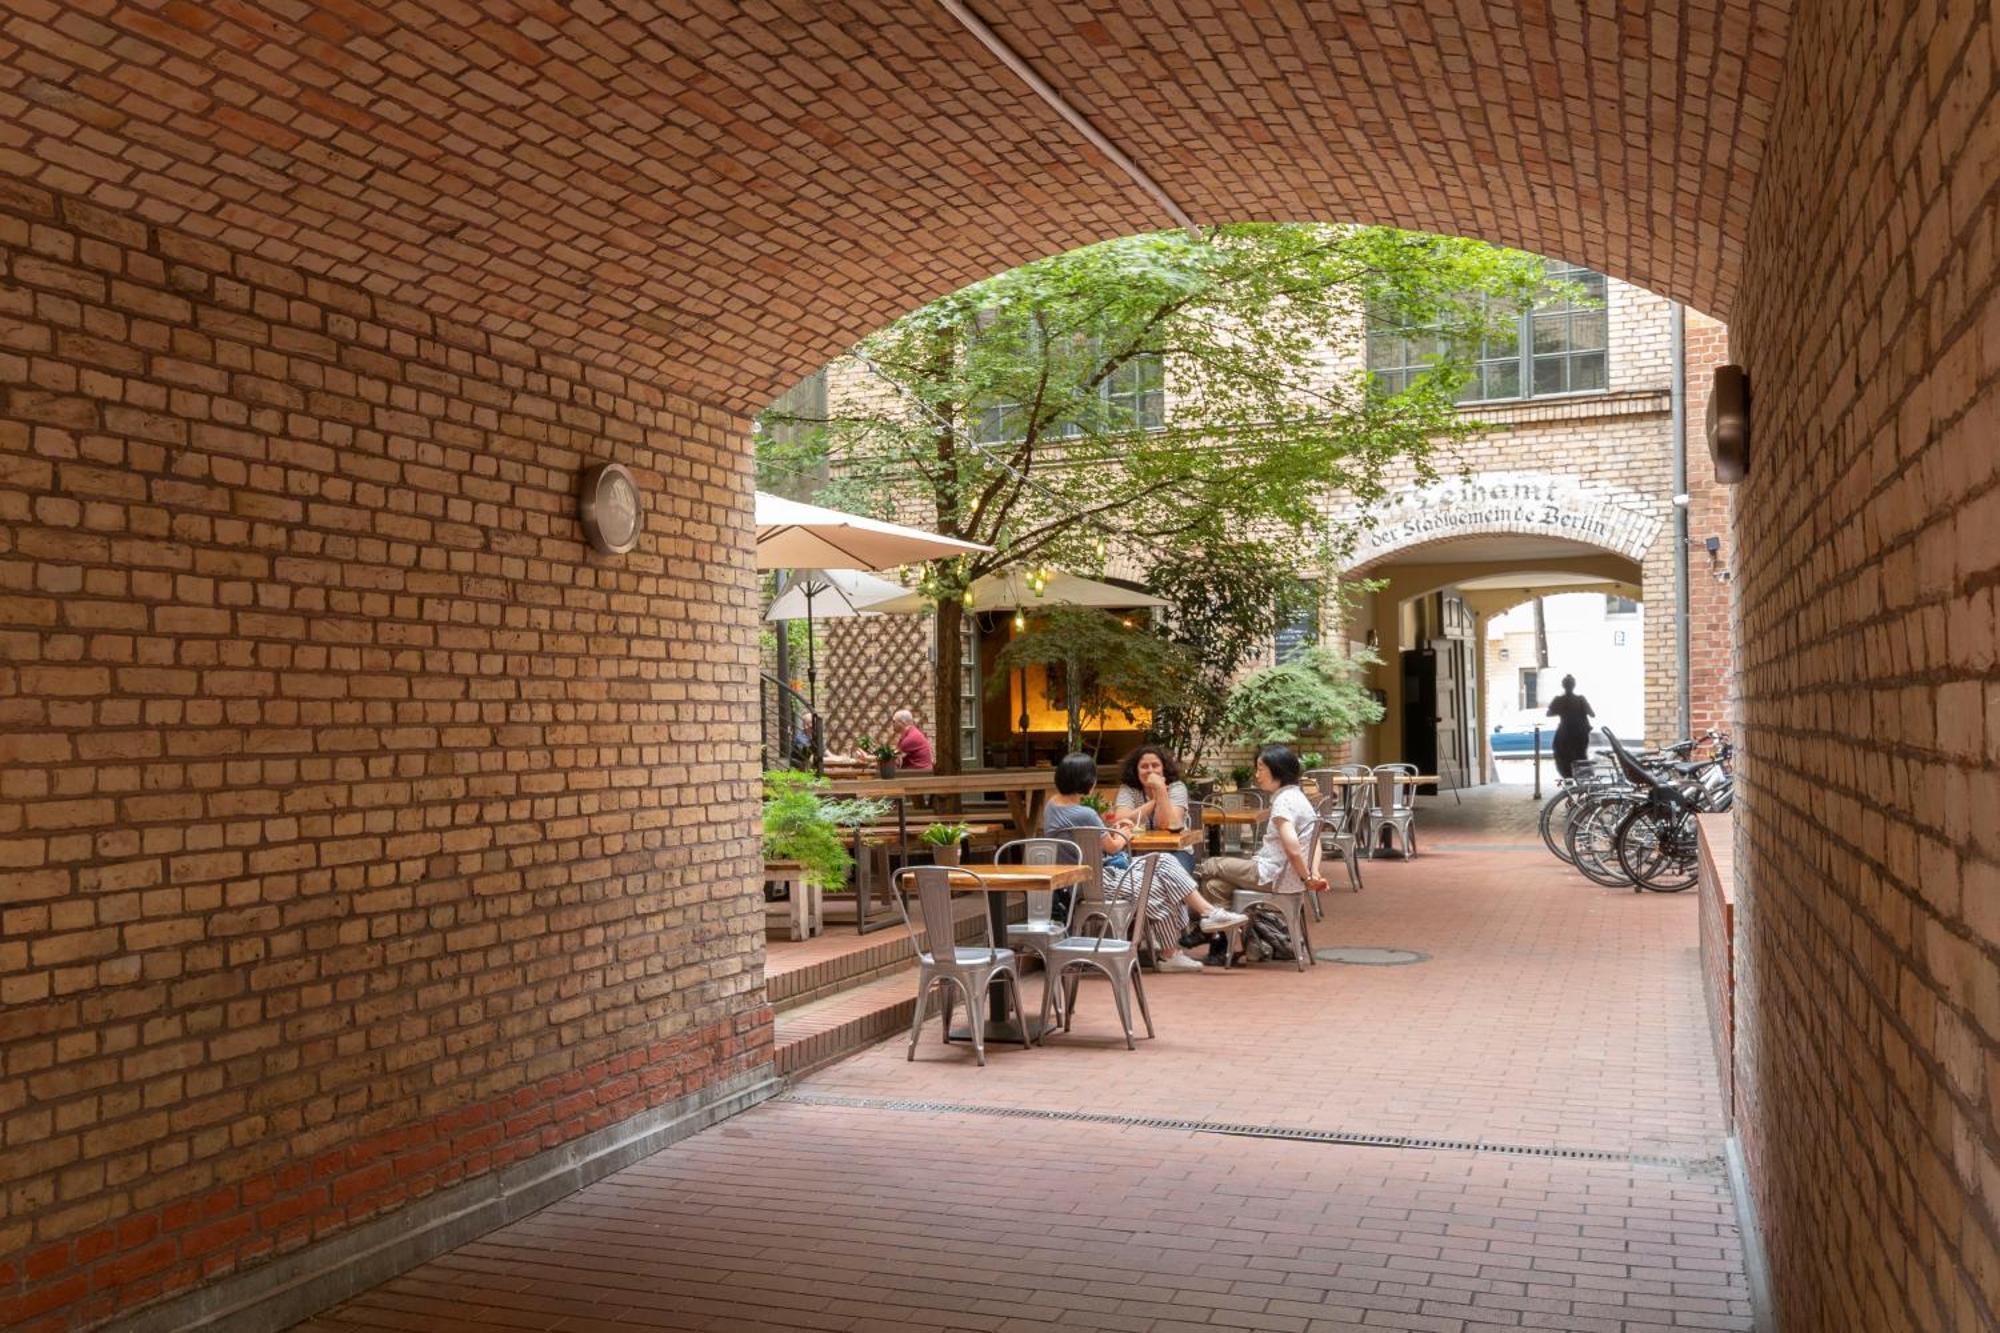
[{"left": 1013, "top": 610, "right": 1026, "bottom": 631}]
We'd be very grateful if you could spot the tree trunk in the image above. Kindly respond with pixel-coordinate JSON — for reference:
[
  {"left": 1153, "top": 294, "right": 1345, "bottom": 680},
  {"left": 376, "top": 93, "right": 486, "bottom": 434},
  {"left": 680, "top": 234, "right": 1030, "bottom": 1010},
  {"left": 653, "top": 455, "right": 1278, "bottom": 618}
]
[
  {"left": 1066, "top": 657, "right": 1081, "bottom": 752},
  {"left": 933, "top": 596, "right": 964, "bottom": 775}
]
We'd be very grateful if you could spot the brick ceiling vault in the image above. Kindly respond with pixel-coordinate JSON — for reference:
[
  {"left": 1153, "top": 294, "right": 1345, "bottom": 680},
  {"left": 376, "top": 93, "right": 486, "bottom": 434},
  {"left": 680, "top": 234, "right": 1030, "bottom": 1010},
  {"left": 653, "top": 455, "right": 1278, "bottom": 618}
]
[{"left": 0, "top": 0, "right": 1790, "bottom": 412}]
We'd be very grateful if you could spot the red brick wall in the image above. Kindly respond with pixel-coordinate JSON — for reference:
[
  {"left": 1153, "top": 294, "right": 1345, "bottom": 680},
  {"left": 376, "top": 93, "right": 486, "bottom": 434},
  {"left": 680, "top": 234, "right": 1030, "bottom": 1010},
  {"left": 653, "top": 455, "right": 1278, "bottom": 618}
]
[
  {"left": 1696, "top": 813, "right": 1736, "bottom": 1127},
  {"left": 1731, "top": 2, "right": 2000, "bottom": 1327},
  {"left": 1681, "top": 312, "right": 1737, "bottom": 740},
  {"left": 0, "top": 183, "right": 771, "bottom": 1330}
]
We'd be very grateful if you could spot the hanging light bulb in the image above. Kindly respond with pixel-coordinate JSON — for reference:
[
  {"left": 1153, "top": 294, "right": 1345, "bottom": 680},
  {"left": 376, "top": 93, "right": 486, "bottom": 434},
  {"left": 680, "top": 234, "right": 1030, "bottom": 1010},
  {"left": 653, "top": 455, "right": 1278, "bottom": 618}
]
[
  {"left": 1013, "top": 610, "right": 1026, "bottom": 631},
  {"left": 1093, "top": 536, "right": 1106, "bottom": 559},
  {"left": 961, "top": 588, "right": 975, "bottom": 609}
]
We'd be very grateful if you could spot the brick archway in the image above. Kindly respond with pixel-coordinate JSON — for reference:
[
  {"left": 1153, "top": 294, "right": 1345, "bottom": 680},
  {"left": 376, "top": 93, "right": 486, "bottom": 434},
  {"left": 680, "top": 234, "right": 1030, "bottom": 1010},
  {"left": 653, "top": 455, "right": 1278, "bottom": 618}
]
[
  {"left": 3, "top": 4, "right": 1996, "bottom": 1332},
  {"left": 0, "top": 1, "right": 1783, "bottom": 412}
]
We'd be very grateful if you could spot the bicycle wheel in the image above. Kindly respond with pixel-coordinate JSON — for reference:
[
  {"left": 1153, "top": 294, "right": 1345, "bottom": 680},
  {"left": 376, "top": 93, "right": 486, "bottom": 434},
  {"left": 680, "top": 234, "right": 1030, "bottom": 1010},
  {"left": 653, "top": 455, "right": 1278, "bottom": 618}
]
[
  {"left": 1615, "top": 804, "right": 1699, "bottom": 892},
  {"left": 1540, "top": 789, "right": 1578, "bottom": 863},
  {"left": 1567, "top": 796, "right": 1635, "bottom": 887}
]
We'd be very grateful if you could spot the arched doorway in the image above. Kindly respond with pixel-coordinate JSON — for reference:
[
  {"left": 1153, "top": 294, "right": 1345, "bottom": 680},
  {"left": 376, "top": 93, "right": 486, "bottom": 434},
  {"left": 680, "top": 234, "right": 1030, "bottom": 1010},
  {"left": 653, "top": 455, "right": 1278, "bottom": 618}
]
[{"left": 1337, "top": 470, "right": 1669, "bottom": 779}]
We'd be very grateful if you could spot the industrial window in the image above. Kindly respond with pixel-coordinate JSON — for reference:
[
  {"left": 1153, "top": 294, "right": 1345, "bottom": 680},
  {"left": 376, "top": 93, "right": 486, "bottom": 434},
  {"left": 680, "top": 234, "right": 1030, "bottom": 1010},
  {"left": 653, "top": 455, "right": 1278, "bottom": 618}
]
[
  {"left": 970, "top": 341, "right": 1164, "bottom": 443},
  {"left": 1367, "top": 263, "right": 1610, "bottom": 403}
]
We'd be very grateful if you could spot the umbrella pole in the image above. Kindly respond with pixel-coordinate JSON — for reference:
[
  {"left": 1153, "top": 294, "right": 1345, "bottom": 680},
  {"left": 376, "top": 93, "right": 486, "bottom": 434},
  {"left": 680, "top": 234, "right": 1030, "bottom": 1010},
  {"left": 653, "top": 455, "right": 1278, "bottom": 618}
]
[{"left": 806, "top": 585, "right": 822, "bottom": 776}]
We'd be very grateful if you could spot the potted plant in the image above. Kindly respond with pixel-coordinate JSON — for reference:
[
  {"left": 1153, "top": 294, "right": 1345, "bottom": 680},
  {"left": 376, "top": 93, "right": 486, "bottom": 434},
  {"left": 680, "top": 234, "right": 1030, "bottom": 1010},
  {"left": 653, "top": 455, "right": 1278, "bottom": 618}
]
[
  {"left": 1080, "top": 793, "right": 1110, "bottom": 816},
  {"left": 1299, "top": 751, "right": 1326, "bottom": 770},
  {"left": 858, "top": 733, "right": 898, "bottom": 779},
  {"left": 919, "top": 822, "right": 971, "bottom": 867},
  {"left": 1227, "top": 763, "right": 1253, "bottom": 792},
  {"left": 762, "top": 771, "right": 889, "bottom": 891}
]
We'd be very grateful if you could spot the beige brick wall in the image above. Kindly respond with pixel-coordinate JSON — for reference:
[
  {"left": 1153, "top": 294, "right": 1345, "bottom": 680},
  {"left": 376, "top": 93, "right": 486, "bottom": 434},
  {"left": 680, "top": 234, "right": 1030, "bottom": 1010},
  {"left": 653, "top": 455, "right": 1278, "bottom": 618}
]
[
  {"left": 0, "top": 185, "right": 770, "bottom": 1326},
  {"left": 1729, "top": 3, "right": 2000, "bottom": 1327}
]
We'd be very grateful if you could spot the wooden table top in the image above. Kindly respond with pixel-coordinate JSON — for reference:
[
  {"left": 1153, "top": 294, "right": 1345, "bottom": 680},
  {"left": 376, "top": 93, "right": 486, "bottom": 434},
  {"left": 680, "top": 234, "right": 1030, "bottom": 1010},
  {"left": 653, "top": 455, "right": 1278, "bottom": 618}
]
[
  {"left": 1126, "top": 826, "right": 1205, "bottom": 852},
  {"left": 945, "top": 863, "right": 1092, "bottom": 891},
  {"left": 824, "top": 768, "right": 1055, "bottom": 798},
  {"left": 1202, "top": 808, "right": 1267, "bottom": 825}
]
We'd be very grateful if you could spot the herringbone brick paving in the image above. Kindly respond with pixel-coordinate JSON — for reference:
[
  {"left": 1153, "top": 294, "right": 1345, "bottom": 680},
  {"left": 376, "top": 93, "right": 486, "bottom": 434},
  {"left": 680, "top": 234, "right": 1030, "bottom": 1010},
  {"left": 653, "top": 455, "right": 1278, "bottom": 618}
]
[{"left": 297, "top": 787, "right": 1749, "bottom": 1331}]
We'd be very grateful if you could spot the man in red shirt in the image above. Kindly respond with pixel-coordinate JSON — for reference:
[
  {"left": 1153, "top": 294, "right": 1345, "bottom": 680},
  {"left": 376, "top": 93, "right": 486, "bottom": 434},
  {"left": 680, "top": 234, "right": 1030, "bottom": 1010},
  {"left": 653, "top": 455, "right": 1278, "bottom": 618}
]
[{"left": 889, "top": 709, "right": 934, "bottom": 771}]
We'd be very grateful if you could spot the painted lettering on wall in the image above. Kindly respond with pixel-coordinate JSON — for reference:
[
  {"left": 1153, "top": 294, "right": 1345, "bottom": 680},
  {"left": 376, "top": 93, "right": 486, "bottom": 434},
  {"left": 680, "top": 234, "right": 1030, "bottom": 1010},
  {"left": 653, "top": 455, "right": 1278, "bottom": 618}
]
[{"left": 1342, "top": 472, "right": 1665, "bottom": 564}]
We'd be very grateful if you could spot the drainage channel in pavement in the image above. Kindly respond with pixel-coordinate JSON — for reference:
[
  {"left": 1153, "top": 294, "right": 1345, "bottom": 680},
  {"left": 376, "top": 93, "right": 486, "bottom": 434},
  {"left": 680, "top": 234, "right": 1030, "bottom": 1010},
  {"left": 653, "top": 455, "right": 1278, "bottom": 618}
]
[{"left": 776, "top": 1091, "right": 1724, "bottom": 1172}]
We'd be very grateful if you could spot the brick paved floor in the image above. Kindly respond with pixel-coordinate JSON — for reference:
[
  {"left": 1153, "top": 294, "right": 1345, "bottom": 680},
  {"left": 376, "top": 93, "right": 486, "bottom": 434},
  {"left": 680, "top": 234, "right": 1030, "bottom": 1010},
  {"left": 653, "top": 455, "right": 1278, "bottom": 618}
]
[{"left": 297, "top": 785, "right": 1751, "bottom": 1332}]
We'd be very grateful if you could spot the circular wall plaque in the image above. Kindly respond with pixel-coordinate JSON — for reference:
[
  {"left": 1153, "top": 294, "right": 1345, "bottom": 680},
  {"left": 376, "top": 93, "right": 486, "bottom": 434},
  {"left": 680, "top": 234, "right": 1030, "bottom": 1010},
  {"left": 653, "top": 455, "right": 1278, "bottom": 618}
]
[{"left": 579, "top": 463, "right": 643, "bottom": 555}]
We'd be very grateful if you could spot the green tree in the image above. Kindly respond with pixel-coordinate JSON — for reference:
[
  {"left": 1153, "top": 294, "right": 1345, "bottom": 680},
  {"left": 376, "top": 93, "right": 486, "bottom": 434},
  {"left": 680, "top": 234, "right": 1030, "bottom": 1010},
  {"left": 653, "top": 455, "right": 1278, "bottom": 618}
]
[
  {"left": 768, "top": 225, "right": 1548, "bottom": 771},
  {"left": 1147, "top": 542, "right": 1318, "bottom": 772},
  {"left": 987, "top": 606, "right": 1197, "bottom": 753},
  {"left": 1223, "top": 645, "right": 1386, "bottom": 749}
]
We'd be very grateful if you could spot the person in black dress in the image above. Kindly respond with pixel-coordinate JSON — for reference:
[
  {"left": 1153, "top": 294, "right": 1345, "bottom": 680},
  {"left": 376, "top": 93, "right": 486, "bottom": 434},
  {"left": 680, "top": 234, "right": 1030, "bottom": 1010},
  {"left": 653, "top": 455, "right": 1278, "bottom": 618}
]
[{"left": 1545, "top": 675, "right": 1595, "bottom": 778}]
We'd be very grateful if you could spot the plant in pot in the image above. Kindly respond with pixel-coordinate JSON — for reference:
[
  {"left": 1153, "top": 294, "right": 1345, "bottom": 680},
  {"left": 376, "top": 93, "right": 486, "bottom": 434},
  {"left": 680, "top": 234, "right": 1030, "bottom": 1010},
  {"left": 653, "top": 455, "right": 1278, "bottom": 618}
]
[
  {"left": 1227, "top": 763, "right": 1253, "bottom": 792},
  {"left": 1299, "top": 751, "right": 1326, "bottom": 770},
  {"left": 762, "top": 770, "right": 889, "bottom": 893},
  {"left": 857, "top": 734, "right": 899, "bottom": 779},
  {"left": 919, "top": 822, "right": 971, "bottom": 867},
  {"left": 1079, "top": 793, "right": 1110, "bottom": 816}
]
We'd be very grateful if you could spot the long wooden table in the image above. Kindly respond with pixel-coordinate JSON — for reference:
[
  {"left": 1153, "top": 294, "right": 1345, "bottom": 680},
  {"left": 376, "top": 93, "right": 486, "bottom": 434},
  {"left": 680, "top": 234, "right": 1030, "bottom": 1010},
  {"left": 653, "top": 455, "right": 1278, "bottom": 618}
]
[
  {"left": 825, "top": 768, "right": 1055, "bottom": 834},
  {"left": 826, "top": 769, "right": 1058, "bottom": 932},
  {"left": 945, "top": 863, "right": 1092, "bottom": 1044}
]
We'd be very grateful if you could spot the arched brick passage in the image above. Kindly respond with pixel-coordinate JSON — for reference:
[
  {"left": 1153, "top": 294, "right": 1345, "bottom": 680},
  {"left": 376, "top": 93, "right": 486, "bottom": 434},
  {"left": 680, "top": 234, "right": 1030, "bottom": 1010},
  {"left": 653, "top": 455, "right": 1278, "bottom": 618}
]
[
  {"left": 0, "top": 0, "right": 1785, "bottom": 408},
  {"left": 2, "top": 3, "right": 1997, "bottom": 1332}
]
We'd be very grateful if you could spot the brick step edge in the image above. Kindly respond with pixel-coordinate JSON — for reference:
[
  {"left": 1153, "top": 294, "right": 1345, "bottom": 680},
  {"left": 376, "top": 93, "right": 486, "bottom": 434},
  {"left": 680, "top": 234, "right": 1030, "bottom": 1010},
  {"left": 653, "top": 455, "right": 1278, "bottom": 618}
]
[
  {"left": 767, "top": 908, "right": 987, "bottom": 1010},
  {"left": 775, "top": 970, "right": 929, "bottom": 1079}
]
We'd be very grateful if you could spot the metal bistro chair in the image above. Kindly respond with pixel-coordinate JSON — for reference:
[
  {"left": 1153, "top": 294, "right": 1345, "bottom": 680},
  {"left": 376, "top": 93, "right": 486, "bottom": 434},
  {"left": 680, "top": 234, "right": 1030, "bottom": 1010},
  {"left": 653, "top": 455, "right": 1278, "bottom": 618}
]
[
  {"left": 1234, "top": 815, "right": 1323, "bottom": 972},
  {"left": 1369, "top": 764, "right": 1420, "bottom": 858},
  {"left": 1059, "top": 825, "right": 1136, "bottom": 945},
  {"left": 1331, "top": 763, "right": 1371, "bottom": 850},
  {"left": 1039, "top": 853, "right": 1161, "bottom": 1049},
  {"left": 1211, "top": 788, "right": 1267, "bottom": 856},
  {"left": 996, "top": 836, "right": 1082, "bottom": 1019},
  {"left": 892, "top": 866, "right": 1032, "bottom": 1067}
]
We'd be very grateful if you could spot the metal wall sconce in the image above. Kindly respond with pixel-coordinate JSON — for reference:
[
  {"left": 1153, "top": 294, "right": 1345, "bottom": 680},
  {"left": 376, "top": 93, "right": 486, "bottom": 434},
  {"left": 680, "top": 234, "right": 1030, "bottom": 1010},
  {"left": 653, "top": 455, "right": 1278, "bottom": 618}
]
[{"left": 1707, "top": 365, "right": 1750, "bottom": 483}]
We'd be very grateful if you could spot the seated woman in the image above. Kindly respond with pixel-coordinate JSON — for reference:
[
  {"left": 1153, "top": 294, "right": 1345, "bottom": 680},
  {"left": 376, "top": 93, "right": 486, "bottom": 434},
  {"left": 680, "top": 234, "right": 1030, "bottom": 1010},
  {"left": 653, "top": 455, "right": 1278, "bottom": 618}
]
[
  {"left": 1042, "top": 752, "right": 1245, "bottom": 973},
  {"left": 1194, "top": 744, "right": 1330, "bottom": 912},
  {"left": 1108, "top": 744, "right": 1196, "bottom": 874}
]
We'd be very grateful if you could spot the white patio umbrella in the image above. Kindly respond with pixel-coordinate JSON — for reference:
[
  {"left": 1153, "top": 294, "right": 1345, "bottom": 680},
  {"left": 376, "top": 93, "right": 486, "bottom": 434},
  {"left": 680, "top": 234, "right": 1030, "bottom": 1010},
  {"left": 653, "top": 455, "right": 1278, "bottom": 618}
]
[
  {"left": 765, "top": 568, "right": 905, "bottom": 622},
  {"left": 865, "top": 569, "right": 1168, "bottom": 615},
  {"left": 765, "top": 568, "right": 907, "bottom": 749},
  {"left": 753, "top": 492, "right": 989, "bottom": 570}
]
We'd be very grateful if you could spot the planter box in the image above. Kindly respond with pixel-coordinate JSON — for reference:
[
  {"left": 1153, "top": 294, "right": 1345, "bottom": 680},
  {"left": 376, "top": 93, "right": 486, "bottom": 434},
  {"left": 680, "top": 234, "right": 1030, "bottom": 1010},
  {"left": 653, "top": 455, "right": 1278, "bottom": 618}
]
[{"left": 763, "top": 860, "right": 821, "bottom": 940}]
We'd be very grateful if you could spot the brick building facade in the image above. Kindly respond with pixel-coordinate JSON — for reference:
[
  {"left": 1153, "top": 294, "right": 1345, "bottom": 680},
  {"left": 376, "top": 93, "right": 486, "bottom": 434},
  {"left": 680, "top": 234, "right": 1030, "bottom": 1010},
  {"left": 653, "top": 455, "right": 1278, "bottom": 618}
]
[{"left": 812, "top": 281, "right": 1731, "bottom": 773}]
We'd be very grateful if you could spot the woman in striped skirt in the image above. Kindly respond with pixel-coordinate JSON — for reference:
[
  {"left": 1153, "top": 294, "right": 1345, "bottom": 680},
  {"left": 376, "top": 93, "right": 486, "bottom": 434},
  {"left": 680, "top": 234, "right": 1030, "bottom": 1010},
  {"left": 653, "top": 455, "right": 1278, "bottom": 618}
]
[{"left": 1043, "top": 753, "right": 1246, "bottom": 974}]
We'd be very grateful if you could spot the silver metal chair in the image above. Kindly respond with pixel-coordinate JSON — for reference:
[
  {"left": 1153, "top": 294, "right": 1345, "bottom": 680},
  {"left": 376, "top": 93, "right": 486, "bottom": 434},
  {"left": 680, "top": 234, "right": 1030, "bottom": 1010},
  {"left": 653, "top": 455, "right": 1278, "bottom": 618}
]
[
  {"left": 1039, "top": 854, "right": 1160, "bottom": 1049},
  {"left": 1211, "top": 788, "right": 1267, "bottom": 855},
  {"left": 892, "top": 866, "right": 1032, "bottom": 1066},
  {"left": 1234, "top": 816, "right": 1322, "bottom": 971},
  {"left": 1331, "top": 763, "right": 1371, "bottom": 848},
  {"left": 1058, "top": 825, "right": 1135, "bottom": 944},
  {"left": 1368, "top": 764, "right": 1419, "bottom": 857},
  {"left": 1315, "top": 793, "right": 1364, "bottom": 895},
  {"left": 997, "top": 836, "right": 1081, "bottom": 1017}
]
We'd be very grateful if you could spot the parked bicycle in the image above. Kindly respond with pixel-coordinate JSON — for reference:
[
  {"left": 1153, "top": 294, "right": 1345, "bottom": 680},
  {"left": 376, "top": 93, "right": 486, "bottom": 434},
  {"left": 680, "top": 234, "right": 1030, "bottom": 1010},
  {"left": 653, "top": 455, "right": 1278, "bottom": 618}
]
[{"left": 1541, "top": 730, "right": 1732, "bottom": 891}]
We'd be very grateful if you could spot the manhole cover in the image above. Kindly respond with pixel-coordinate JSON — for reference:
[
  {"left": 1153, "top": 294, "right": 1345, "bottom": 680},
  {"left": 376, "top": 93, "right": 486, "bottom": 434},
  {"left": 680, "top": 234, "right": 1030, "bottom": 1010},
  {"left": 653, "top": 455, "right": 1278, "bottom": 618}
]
[{"left": 1314, "top": 947, "right": 1428, "bottom": 966}]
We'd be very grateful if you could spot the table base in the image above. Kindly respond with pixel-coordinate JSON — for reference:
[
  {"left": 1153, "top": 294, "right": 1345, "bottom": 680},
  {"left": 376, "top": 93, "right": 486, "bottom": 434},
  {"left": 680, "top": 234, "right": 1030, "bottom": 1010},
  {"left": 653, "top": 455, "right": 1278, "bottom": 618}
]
[{"left": 946, "top": 1017, "right": 1047, "bottom": 1045}]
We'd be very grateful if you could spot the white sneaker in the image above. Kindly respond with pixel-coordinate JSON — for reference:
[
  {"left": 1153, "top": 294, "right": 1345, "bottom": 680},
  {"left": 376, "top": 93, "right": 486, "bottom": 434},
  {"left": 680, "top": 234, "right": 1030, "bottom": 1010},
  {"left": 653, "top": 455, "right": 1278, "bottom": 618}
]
[
  {"left": 1155, "top": 952, "right": 1205, "bottom": 973},
  {"left": 1198, "top": 909, "right": 1248, "bottom": 933}
]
